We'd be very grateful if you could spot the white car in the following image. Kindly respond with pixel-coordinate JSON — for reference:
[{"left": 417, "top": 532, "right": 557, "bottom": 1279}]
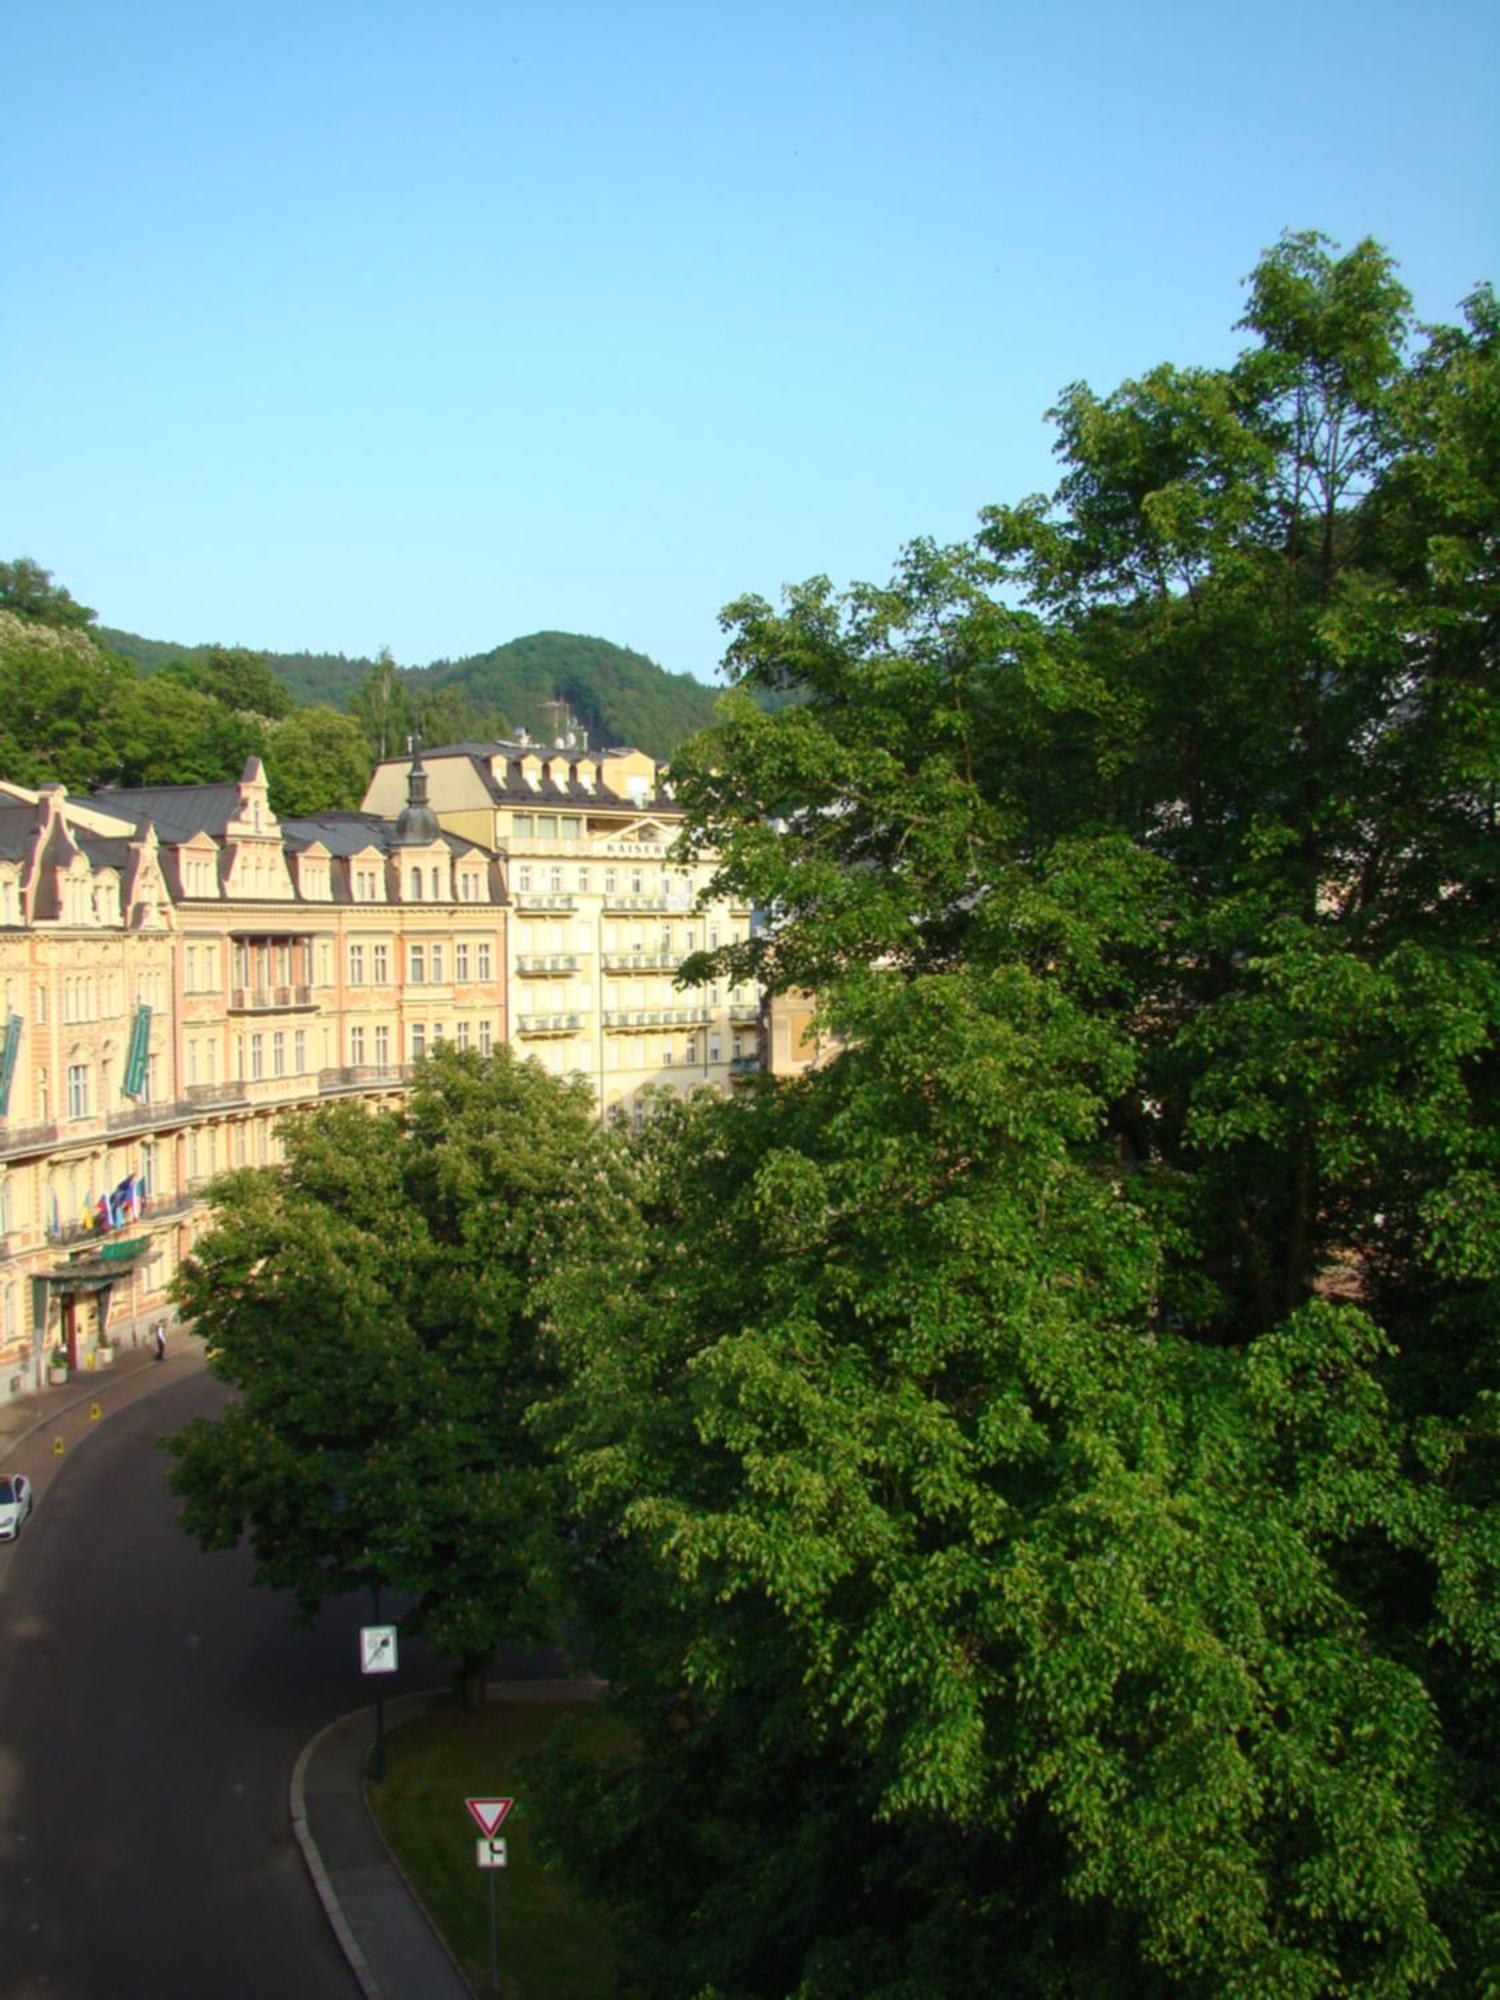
[{"left": 0, "top": 1472, "right": 34, "bottom": 1541}]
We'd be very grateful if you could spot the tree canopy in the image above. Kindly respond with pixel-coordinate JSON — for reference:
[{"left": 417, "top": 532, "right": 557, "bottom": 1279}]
[
  {"left": 530, "top": 234, "right": 1499, "bottom": 1995},
  {"left": 166, "top": 1046, "right": 611, "bottom": 1686}
]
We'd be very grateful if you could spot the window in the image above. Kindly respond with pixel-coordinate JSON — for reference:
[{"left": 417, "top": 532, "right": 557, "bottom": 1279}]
[
  {"left": 460, "top": 872, "right": 475, "bottom": 901},
  {"left": 478, "top": 1019, "right": 492, "bottom": 1056},
  {"left": 455, "top": 943, "right": 470, "bottom": 981},
  {"left": 409, "top": 944, "right": 425, "bottom": 983},
  {"left": 430, "top": 945, "right": 444, "bottom": 983},
  {"left": 538, "top": 815, "right": 557, "bottom": 840},
  {"left": 550, "top": 866, "right": 563, "bottom": 894},
  {"left": 67, "top": 1065, "right": 89, "bottom": 1119},
  {"left": 518, "top": 865, "right": 532, "bottom": 893},
  {"left": 410, "top": 868, "right": 422, "bottom": 899},
  {"left": 251, "top": 1034, "right": 264, "bottom": 1080},
  {"left": 512, "top": 814, "right": 533, "bottom": 837},
  {"left": 577, "top": 867, "right": 590, "bottom": 892},
  {"left": 631, "top": 870, "right": 642, "bottom": 894},
  {"left": 294, "top": 1029, "right": 306, "bottom": 1073},
  {"left": 350, "top": 1026, "right": 366, "bottom": 1064},
  {"left": 349, "top": 943, "right": 365, "bottom": 985},
  {"left": 411, "top": 1024, "right": 426, "bottom": 1060},
  {"left": 374, "top": 1024, "right": 390, "bottom": 1067},
  {"left": 561, "top": 816, "right": 580, "bottom": 839},
  {"left": 710, "top": 1040, "right": 721, "bottom": 1064},
  {"left": 604, "top": 869, "right": 617, "bottom": 894},
  {"left": 477, "top": 942, "right": 492, "bottom": 980},
  {"left": 455, "top": 1021, "right": 470, "bottom": 1051},
  {"left": 431, "top": 866, "right": 442, "bottom": 899},
  {"left": 372, "top": 943, "right": 389, "bottom": 983}
]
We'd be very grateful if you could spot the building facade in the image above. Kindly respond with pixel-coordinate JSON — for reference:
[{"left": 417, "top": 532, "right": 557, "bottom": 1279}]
[
  {"left": 361, "top": 736, "right": 760, "bottom": 1125},
  {"left": 0, "top": 758, "right": 508, "bottom": 1402}
]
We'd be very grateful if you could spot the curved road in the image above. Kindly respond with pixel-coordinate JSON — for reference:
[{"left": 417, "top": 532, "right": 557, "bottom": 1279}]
[{"left": 0, "top": 1365, "right": 430, "bottom": 2000}]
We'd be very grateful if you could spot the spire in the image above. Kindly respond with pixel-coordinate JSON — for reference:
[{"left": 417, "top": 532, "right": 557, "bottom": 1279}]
[{"left": 393, "top": 750, "right": 440, "bottom": 845}]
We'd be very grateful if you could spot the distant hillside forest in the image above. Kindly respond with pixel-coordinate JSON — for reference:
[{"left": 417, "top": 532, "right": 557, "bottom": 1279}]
[{"left": 95, "top": 624, "right": 726, "bottom": 758}]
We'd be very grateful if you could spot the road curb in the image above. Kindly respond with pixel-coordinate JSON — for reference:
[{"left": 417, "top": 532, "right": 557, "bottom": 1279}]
[
  {"left": 293, "top": 1677, "right": 607, "bottom": 2000},
  {"left": 291, "top": 1712, "right": 388, "bottom": 2000}
]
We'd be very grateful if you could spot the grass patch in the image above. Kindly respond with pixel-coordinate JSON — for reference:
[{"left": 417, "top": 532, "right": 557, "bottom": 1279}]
[{"left": 367, "top": 1694, "right": 631, "bottom": 1999}]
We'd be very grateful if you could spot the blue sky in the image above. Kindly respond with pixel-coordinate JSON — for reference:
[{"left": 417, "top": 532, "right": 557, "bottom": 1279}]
[{"left": 4, "top": 0, "right": 1495, "bottom": 684}]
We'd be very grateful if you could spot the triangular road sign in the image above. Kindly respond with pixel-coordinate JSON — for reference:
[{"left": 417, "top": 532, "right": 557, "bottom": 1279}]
[{"left": 466, "top": 1796, "right": 514, "bottom": 1836}]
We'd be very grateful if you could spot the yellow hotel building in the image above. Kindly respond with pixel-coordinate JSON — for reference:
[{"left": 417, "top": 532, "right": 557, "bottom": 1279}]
[
  {"left": 0, "top": 756, "right": 509, "bottom": 1403},
  {"left": 360, "top": 734, "right": 759, "bottom": 1124},
  {"left": 0, "top": 738, "right": 762, "bottom": 1405}
]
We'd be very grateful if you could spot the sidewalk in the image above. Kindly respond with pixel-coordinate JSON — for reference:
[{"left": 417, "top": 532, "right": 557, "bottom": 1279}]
[
  {"left": 293, "top": 1679, "right": 605, "bottom": 2000},
  {"left": 0, "top": 1328, "right": 203, "bottom": 1468}
]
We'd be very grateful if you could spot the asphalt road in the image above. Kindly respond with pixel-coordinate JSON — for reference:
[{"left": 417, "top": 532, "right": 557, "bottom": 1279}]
[{"left": 0, "top": 1367, "right": 432, "bottom": 2000}]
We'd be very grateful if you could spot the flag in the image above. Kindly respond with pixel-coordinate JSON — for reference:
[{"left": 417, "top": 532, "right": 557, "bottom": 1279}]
[
  {"left": 112, "top": 1175, "right": 136, "bottom": 1224},
  {"left": 96, "top": 1195, "right": 111, "bottom": 1233},
  {"left": 81, "top": 1192, "right": 95, "bottom": 1231}
]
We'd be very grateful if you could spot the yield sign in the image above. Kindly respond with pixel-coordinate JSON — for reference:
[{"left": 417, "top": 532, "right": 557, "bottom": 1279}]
[{"left": 466, "top": 1796, "right": 513, "bottom": 1836}]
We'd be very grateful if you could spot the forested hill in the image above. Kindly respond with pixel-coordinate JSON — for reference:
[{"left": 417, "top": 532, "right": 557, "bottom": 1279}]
[{"left": 99, "top": 625, "right": 723, "bottom": 756}]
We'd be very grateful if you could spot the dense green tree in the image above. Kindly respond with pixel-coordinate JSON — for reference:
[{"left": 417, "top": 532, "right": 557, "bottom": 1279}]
[
  {"left": 0, "top": 557, "right": 96, "bottom": 630},
  {"left": 163, "top": 644, "right": 294, "bottom": 720},
  {"left": 114, "top": 671, "right": 265, "bottom": 787},
  {"left": 262, "top": 704, "right": 373, "bottom": 816},
  {"left": 167, "top": 1046, "right": 613, "bottom": 1694},
  {"left": 0, "top": 610, "right": 136, "bottom": 790},
  {"left": 536, "top": 235, "right": 1498, "bottom": 1994}
]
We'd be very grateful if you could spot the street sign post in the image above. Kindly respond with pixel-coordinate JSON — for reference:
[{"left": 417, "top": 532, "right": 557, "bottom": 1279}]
[
  {"left": 359, "top": 1621, "right": 398, "bottom": 1779},
  {"left": 467, "top": 1798, "right": 515, "bottom": 1993}
]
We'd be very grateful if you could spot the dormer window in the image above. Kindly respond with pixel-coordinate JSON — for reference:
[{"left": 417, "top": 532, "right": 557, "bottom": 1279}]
[{"left": 410, "top": 867, "right": 422, "bottom": 900}]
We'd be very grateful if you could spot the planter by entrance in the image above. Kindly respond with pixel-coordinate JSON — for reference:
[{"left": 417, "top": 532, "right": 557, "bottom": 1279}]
[
  {"left": 93, "top": 1345, "right": 115, "bottom": 1369},
  {"left": 48, "top": 1362, "right": 69, "bottom": 1386}
]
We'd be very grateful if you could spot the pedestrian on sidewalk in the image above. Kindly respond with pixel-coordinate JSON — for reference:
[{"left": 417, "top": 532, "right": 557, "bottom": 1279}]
[{"left": 153, "top": 1320, "right": 166, "bottom": 1363}]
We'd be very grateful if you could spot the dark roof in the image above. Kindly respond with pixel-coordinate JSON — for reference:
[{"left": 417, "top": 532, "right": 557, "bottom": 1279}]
[
  {"left": 91, "top": 782, "right": 242, "bottom": 842},
  {"left": 0, "top": 805, "right": 38, "bottom": 865},
  {"left": 278, "top": 812, "right": 493, "bottom": 862},
  {"left": 382, "top": 744, "right": 682, "bottom": 817}
]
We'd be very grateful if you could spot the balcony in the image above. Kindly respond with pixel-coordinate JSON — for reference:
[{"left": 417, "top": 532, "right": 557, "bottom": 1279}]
[
  {"left": 228, "top": 984, "right": 315, "bottom": 1014},
  {"left": 512, "top": 892, "right": 576, "bottom": 912},
  {"left": 514, "top": 1012, "right": 584, "bottom": 1037},
  {"left": 515, "top": 954, "right": 581, "bottom": 975},
  {"left": 318, "top": 1065, "right": 413, "bottom": 1094},
  {"left": 603, "top": 894, "right": 673, "bottom": 912},
  {"left": 184, "top": 1081, "right": 251, "bottom": 1111},
  {"left": 603, "top": 1004, "right": 711, "bottom": 1032},
  {"left": 106, "top": 1102, "right": 176, "bottom": 1134},
  {"left": 600, "top": 949, "right": 680, "bottom": 972},
  {"left": 0, "top": 1120, "right": 60, "bottom": 1162},
  {"left": 729, "top": 1001, "right": 760, "bottom": 1022},
  {"left": 730, "top": 1054, "right": 761, "bottom": 1076}
]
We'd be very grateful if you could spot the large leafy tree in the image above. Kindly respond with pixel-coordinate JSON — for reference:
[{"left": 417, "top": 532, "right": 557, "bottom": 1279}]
[
  {"left": 538, "top": 236, "right": 1499, "bottom": 1994},
  {"left": 262, "top": 703, "right": 373, "bottom": 815},
  {"left": 167, "top": 1046, "right": 611, "bottom": 1692}
]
